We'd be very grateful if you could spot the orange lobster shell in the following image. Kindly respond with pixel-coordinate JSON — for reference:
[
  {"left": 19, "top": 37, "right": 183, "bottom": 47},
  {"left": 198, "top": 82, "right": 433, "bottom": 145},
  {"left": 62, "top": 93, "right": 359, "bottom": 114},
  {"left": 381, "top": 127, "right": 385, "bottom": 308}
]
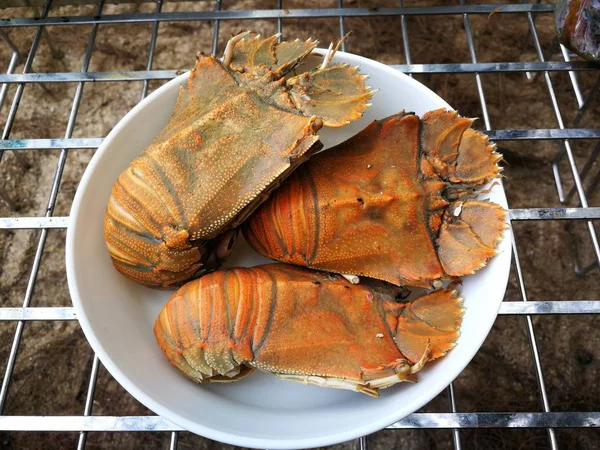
[
  {"left": 244, "top": 109, "right": 506, "bottom": 288},
  {"left": 154, "top": 263, "right": 463, "bottom": 397},
  {"left": 104, "top": 32, "right": 372, "bottom": 288}
]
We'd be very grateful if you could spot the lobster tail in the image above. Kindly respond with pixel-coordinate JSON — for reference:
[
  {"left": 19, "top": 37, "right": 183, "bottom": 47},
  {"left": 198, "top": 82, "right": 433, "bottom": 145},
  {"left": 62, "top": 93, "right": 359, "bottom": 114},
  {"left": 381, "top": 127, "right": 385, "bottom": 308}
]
[
  {"left": 420, "top": 108, "right": 502, "bottom": 187},
  {"left": 104, "top": 171, "right": 206, "bottom": 289},
  {"left": 243, "top": 170, "right": 320, "bottom": 266},
  {"left": 287, "top": 64, "right": 374, "bottom": 127},
  {"left": 153, "top": 269, "right": 266, "bottom": 382},
  {"left": 224, "top": 31, "right": 318, "bottom": 75},
  {"left": 154, "top": 282, "right": 201, "bottom": 381},
  {"left": 394, "top": 287, "right": 463, "bottom": 364},
  {"left": 437, "top": 200, "right": 506, "bottom": 277}
]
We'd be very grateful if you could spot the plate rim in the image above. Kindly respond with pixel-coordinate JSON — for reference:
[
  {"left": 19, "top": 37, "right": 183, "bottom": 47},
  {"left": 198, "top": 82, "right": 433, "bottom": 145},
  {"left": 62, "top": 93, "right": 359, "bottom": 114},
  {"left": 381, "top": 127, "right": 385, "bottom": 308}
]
[{"left": 66, "top": 48, "right": 512, "bottom": 449}]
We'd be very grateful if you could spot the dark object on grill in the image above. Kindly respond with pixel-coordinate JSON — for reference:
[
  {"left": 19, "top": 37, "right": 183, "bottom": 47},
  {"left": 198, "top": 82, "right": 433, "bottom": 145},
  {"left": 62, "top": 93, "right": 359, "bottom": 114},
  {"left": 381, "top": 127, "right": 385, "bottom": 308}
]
[{"left": 555, "top": 0, "right": 600, "bottom": 62}]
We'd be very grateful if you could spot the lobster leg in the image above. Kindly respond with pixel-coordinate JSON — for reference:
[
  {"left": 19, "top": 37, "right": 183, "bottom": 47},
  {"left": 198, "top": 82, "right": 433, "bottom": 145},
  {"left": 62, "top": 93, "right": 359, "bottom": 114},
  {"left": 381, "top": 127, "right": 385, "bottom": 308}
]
[
  {"left": 275, "top": 374, "right": 380, "bottom": 397},
  {"left": 275, "top": 343, "right": 431, "bottom": 398},
  {"left": 204, "top": 366, "right": 256, "bottom": 383}
]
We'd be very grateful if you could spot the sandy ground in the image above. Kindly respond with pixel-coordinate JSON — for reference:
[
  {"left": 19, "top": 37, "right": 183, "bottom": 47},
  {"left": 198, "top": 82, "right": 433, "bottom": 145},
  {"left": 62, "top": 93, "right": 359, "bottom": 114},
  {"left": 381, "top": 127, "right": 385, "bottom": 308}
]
[{"left": 0, "top": 0, "right": 599, "bottom": 449}]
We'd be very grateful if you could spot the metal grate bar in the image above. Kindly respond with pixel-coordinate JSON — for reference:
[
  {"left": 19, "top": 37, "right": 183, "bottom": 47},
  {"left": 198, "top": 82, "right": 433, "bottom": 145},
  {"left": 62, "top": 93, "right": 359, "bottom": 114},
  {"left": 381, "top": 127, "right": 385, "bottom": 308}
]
[
  {"left": 0, "top": 5, "right": 556, "bottom": 29},
  {"left": 0, "top": 138, "right": 103, "bottom": 150},
  {"left": 526, "top": 13, "right": 600, "bottom": 276},
  {"left": 1, "top": 130, "right": 598, "bottom": 154},
  {"left": 338, "top": 0, "right": 346, "bottom": 52},
  {"left": 211, "top": 0, "right": 222, "bottom": 56},
  {"left": 508, "top": 207, "right": 600, "bottom": 220},
  {"left": 396, "top": 61, "right": 598, "bottom": 73},
  {"left": 0, "top": 0, "right": 54, "bottom": 415},
  {"left": 276, "top": 0, "right": 282, "bottom": 38},
  {"left": 2, "top": 300, "right": 599, "bottom": 323},
  {"left": 485, "top": 129, "right": 600, "bottom": 140},
  {"left": 0, "top": 217, "right": 70, "bottom": 228},
  {"left": 169, "top": 431, "right": 178, "bottom": 450},
  {"left": 1, "top": 207, "right": 598, "bottom": 230},
  {"left": 462, "top": 0, "right": 490, "bottom": 129},
  {"left": 1, "top": 62, "right": 597, "bottom": 84},
  {"left": 559, "top": 43, "right": 585, "bottom": 108},
  {"left": 0, "top": 31, "right": 21, "bottom": 112},
  {"left": 447, "top": 382, "right": 462, "bottom": 450},
  {"left": 500, "top": 301, "right": 600, "bottom": 315},
  {"left": 465, "top": 8, "right": 556, "bottom": 446},
  {"left": 0, "top": 70, "right": 179, "bottom": 83},
  {"left": 511, "top": 232, "right": 558, "bottom": 448},
  {"left": 76, "top": 355, "right": 100, "bottom": 450},
  {"left": 0, "top": 307, "right": 76, "bottom": 321},
  {"left": 140, "top": 0, "right": 163, "bottom": 100},
  {"left": 389, "top": 412, "right": 600, "bottom": 429},
  {"left": 398, "top": 0, "right": 412, "bottom": 77},
  {"left": 1, "top": 411, "right": 599, "bottom": 432},
  {"left": 0, "top": 2, "right": 597, "bottom": 448}
]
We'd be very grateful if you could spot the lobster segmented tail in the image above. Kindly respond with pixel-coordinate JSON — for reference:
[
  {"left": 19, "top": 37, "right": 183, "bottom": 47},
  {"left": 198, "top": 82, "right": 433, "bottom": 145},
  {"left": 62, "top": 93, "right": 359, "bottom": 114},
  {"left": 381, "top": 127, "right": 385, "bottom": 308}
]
[
  {"left": 393, "top": 286, "right": 464, "bottom": 364},
  {"left": 154, "top": 268, "right": 281, "bottom": 383},
  {"left": 104, "top": 167, "right": 205, "bottom": 289},
  {"left": 243, "top": 169, "right": 320, "bottom": 265},
  {"left": 418, "top": 109, "right": 506, "bottom": 278}
]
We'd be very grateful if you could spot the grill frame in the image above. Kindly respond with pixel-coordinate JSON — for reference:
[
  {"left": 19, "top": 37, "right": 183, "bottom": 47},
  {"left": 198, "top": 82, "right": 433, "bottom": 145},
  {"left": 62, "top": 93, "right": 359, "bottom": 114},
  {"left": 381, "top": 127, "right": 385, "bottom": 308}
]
[{"left": 0, "top": 1, "right": 599, "bottom": 449}]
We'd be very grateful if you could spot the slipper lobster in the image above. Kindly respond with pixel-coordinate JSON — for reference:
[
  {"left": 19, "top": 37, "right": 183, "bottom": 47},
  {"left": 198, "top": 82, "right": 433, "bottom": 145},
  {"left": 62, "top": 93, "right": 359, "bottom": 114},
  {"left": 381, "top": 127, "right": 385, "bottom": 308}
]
[
  {"left": 244, "top": 109, "right": 506, "bottom": 288},
  {"left": 154, "top": 263, "right": 463, "bottom": 397},
  {"left": 104, "top": 31, "right": 372, "bottom": 288}
]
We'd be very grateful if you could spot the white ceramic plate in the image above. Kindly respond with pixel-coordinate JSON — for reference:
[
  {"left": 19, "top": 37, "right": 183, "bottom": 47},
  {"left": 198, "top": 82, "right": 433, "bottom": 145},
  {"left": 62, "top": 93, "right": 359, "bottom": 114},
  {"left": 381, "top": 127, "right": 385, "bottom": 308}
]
[{"left": 66, "top": 50, "right": 511, "bottom": 449}]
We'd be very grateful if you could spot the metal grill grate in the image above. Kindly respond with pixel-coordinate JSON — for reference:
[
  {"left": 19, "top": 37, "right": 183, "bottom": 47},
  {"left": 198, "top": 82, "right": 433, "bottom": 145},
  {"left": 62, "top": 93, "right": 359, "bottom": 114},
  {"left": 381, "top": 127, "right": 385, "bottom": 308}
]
[{"left": 0, "top": 1, "right": 599, "bottom": 449}]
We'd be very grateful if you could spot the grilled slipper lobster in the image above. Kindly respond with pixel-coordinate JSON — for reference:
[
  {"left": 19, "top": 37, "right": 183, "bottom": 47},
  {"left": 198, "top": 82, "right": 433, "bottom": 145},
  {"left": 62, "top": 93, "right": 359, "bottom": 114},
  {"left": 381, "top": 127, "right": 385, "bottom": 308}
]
[
  {"left": 99, "top": 32, "right": 506, "bottom": 398},
  {"left": 244, "top": 109, "right": 506, "bottom": 288},
  {"left": 104, "top": 31, "right": 372, "bottom": 288},
  {"left": 154, "top": 263, "right": 463, "bottom": 397}
]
